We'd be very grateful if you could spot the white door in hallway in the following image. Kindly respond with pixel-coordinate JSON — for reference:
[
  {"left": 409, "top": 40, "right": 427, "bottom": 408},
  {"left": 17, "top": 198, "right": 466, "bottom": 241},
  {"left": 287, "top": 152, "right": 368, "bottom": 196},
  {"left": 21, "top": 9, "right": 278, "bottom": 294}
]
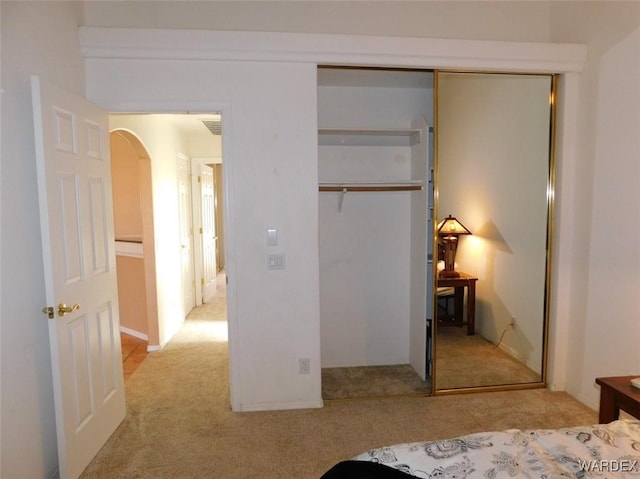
[
  {"left": 32, "top": 75, "right": 126, "bottom": 479},
  {"left": 200, "top": 163, "right": 217, "bottom": 302},
  {"left": 178, "top": 154, "right": 195, "bottom": 314}
]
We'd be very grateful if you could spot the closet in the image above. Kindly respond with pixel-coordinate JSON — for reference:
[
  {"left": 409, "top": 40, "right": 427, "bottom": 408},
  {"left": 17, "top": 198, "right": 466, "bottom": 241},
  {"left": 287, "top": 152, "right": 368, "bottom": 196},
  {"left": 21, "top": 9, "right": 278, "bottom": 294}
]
[{"left": 318, "top": 67, "right": 434, "bottom": 395}]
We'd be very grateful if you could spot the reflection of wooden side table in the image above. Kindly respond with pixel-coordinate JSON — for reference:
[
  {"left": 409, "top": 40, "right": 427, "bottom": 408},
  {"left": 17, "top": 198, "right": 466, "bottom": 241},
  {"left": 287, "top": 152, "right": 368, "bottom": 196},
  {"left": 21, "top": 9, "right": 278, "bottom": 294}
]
[
  {"left": 437, "top": 272, "right": 478, "bottom": 335},
  {"left": 595, "top": 376, "right": 640, "bottom": 423}
]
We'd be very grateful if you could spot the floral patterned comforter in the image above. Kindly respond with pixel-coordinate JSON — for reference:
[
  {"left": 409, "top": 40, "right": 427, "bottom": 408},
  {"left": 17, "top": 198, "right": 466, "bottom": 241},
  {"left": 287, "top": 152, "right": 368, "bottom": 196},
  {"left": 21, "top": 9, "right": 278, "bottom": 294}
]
[{"left": 354, "top": 419, "right": 640, "bottom": 478}]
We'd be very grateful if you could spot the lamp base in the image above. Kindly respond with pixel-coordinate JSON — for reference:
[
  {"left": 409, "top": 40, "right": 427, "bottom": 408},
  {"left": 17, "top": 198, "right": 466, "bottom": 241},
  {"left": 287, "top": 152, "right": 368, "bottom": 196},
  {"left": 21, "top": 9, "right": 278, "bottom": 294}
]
[{"left": 439, "top": 270, "right": 461, "bottom": 278}]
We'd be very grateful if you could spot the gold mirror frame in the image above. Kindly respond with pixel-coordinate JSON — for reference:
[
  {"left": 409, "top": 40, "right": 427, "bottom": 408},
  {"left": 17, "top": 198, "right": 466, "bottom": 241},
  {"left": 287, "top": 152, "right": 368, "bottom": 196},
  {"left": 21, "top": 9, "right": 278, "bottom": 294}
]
[{"left": 432, "top": 71, "right": 557, "bottom": 395}]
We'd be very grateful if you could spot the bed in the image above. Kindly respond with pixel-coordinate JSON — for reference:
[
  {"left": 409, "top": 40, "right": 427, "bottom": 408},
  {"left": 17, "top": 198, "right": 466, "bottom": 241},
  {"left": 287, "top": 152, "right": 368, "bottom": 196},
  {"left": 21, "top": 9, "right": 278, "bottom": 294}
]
[{"left": 323, "top": 420, "right": 640, "bottom": 478}]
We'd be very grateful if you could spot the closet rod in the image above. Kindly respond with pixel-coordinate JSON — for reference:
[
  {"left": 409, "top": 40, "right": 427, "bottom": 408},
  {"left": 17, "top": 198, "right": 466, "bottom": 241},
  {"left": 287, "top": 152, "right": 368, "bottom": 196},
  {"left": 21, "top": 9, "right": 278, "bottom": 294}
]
[{"left": 319, "top": 185, "right": 423, "bottom": 192}]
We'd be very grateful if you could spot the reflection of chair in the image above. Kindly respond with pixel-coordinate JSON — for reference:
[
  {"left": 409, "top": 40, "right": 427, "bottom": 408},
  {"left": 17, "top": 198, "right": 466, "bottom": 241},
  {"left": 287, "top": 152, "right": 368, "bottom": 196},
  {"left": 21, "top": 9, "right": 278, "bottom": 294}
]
[
  {"left": 437, "top": 274, "right": 478, "bottom": 335},
  {"left": 436, "top": 258, "right": 465, "bottom": 327},
  {"left": 437, "top": 287, "right": 456, "bottom": 322}
]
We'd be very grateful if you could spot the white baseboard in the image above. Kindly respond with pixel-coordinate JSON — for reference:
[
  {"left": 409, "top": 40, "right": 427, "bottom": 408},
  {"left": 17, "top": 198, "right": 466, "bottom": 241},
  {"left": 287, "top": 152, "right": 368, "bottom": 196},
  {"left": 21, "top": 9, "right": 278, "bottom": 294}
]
[
  {"left": 119, "top": 326, "right": 148, "bottom": 341},
  {"left": 235, "top": 399, "right": 324, "bottom": 412},
  {"left": 146, "top": 335, "right": 169, "bottom": 352},
  {"left": 572, "top": 391, "right": 599, "bottom": 412},
  {"left": 497, "top": 342, "right": 542, "bottom": 375},
  {"left": 320, "top": 358, "right": 410, "bottom": 369},
  {"left": 132, "top": 316, "right": 186, "bottom": 352}
]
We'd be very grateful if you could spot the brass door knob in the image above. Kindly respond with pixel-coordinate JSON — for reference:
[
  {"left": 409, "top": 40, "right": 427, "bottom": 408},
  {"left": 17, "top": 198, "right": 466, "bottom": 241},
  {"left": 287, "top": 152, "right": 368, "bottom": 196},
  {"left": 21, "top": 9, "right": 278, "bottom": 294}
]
[{"left": 57, "top": 303, "right": 80, "bottom": 317}]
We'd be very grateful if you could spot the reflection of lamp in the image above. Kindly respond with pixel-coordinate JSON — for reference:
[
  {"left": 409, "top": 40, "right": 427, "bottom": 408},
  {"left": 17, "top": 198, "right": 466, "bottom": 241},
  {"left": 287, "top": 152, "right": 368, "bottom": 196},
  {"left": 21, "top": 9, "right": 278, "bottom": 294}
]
[{"left": 437, "top": 215, "right": 472, "bottom": 277}]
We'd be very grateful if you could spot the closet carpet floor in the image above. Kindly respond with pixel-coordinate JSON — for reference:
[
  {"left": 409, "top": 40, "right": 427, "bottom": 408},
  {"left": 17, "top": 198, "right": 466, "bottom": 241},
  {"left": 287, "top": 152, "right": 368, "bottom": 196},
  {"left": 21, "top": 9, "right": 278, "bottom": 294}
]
[{"left": 322, "top": 364, "right": 430, "bottom": 400}]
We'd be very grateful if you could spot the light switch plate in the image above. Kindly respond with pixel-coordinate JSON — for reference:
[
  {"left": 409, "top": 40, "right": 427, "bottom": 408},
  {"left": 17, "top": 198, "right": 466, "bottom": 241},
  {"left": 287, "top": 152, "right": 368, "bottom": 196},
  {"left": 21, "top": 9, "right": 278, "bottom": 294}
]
[
  {"left": 267, "top": 229, "right": 278, "bottom": 246},
  {"left": 267, "top": 253, "right": 285, "bottom": 270}
]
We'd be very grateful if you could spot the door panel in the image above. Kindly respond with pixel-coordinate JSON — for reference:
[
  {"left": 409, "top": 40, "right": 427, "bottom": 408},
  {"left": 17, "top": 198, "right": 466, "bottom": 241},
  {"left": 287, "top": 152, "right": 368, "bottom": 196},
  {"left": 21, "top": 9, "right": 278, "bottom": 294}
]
[
  {"left": 89, "top": 177, "right": 109, "bottom": 275},
  {"left": 60, "top": 173, "right": 84, "bottom": 283},
  {"left": 97, "top": 302, "right": 118, "bottom": 399},
  {"left": 68, "top": 314, "right": 93, "bottom": 427},
  {"left": 32, "top": 75, "right": 125, "bottom": 479}
]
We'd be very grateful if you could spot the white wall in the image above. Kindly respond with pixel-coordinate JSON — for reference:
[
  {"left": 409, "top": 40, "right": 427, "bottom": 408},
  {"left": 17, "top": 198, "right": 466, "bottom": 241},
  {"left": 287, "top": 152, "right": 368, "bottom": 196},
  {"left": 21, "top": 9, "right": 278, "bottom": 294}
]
[
  {"left": 182, "top": 126, "right": 221, "bottom": 159},
  {"left": 87, "top": 62, "right": 322, "bottom": 411},
  {"left": 549, "top": 4, "right": 640, "bottom": 408},
  {"left": 81, "top": 2, "right": 637, "bottom": 414},
  {"left": 82, "top": 1, "right": 553, "bottom": 43},
  {"left": 1, "top": 3, "right": 85, "bottom": 478}
]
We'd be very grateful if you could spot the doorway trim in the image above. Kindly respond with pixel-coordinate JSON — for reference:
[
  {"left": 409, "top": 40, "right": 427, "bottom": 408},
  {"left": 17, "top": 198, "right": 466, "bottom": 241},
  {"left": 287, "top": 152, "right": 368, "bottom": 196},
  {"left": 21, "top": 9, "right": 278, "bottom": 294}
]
[{"left": 109, "top": 105, "right": 239, "bottom": 408}]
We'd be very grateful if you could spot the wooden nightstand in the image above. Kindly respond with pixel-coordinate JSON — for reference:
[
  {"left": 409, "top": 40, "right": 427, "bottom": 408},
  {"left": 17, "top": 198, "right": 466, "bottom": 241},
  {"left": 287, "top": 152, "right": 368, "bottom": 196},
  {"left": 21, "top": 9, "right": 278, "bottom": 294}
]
[{"left": 595, "top": 376, "right": 640, "bottom": 423}]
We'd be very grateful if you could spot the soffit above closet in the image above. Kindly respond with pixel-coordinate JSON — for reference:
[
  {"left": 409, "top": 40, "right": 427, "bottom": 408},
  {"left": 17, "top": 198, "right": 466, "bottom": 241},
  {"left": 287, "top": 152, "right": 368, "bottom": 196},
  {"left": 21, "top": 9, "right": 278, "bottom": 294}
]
[{"left": 318, "top": 67, "right": 433, "bottom": 89}]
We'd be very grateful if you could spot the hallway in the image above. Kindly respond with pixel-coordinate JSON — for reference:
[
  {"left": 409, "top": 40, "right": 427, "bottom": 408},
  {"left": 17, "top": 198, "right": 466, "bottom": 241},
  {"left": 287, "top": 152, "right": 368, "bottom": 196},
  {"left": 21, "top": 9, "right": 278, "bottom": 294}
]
[{"left": 119, "top": 272, "right": 227, "bottom": 382}]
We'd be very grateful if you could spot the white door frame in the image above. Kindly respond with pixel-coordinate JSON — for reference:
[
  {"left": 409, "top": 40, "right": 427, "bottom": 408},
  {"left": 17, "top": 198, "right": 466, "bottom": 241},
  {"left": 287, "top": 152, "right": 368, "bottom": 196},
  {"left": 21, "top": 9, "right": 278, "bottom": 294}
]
[{"left": 105, "top": 104, "right": 239, "bottom": 408}]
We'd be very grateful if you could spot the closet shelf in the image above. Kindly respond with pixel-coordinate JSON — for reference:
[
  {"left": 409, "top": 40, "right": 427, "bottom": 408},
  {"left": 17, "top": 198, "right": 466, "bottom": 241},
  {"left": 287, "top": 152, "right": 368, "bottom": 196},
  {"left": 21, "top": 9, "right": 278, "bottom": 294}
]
[{"left": 318, "top": 128, "right": 422, "bottom": 147}]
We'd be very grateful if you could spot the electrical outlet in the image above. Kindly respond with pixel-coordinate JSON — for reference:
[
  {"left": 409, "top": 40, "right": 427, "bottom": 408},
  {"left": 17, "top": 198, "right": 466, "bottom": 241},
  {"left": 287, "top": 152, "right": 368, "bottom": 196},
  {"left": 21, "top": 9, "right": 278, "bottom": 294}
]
[{"left": 299, "top": 358, "right": 310, "bottom": 375}]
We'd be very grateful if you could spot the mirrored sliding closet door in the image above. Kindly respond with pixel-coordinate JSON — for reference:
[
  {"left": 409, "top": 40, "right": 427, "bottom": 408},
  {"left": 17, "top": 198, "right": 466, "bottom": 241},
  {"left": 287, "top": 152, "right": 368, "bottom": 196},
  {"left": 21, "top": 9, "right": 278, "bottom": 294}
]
[{"left": 434, "top": 71, "right": 555, "bottom": 392}]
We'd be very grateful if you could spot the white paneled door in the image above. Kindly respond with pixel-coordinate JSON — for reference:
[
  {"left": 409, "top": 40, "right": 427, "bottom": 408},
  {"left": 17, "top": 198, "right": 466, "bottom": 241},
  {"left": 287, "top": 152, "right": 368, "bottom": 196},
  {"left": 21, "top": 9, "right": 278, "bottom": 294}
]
[
  {"left": 32, "top": 76, "right": 126, "bottom": 479},
  {"left": 177, "top": 154, "right": 195, "bottom": 314},
  {"left": 200, "top": 164, "right": 217, "bottom": 302}
]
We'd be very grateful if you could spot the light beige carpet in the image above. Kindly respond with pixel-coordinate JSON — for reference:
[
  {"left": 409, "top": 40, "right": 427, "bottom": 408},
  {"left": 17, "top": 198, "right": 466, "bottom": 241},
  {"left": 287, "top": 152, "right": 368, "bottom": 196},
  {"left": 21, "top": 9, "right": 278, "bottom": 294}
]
[
  {"left": 436, "top": 326, "right": 541, "bottom": 390},
  {"left": 80, "top": 281, "right": 598, "bottom": 478},
  {"left": 322, "top": 364, "right": 430, "bottom": 400}
]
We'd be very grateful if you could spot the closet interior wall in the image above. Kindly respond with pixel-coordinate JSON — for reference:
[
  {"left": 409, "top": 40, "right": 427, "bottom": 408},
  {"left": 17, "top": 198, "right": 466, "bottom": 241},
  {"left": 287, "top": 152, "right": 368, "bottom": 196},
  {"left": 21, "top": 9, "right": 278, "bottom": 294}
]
[{"left": 318, "top": 67, "right": 434, "bottom": 377}]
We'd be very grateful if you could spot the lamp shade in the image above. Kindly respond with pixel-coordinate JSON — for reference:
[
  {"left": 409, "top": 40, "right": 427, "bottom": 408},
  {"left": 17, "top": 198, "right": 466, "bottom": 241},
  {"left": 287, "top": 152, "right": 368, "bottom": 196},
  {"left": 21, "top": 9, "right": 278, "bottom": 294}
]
[
  {"left": 437, "top": 215, "right": 472, "bottom": 236},
  {"left": 437, "top": 215, "right": 471, "bottom": 278}
]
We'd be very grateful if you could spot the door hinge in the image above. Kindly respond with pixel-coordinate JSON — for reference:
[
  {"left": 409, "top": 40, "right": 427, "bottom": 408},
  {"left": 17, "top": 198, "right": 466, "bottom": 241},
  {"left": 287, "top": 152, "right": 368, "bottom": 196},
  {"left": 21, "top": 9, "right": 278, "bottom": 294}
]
[
  {"left": 41, "top": 306, "right": 54, "bottom": 319},
  {"left": 197, "top": 175, "right": 201, "bottom": 183},
  {"left": 201, "top": 277, "right": 205, "bottom": 286},
  {"left": 199, "top": 226, "right": 203, "bottom": 234}
]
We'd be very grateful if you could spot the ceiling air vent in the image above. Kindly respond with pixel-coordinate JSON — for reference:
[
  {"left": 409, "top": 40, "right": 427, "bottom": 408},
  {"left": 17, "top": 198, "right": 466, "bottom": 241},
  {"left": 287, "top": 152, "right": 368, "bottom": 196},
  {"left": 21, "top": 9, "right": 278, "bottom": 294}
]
[{"left": 201, "top": 119, "right": 221, "bottom": 136}]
